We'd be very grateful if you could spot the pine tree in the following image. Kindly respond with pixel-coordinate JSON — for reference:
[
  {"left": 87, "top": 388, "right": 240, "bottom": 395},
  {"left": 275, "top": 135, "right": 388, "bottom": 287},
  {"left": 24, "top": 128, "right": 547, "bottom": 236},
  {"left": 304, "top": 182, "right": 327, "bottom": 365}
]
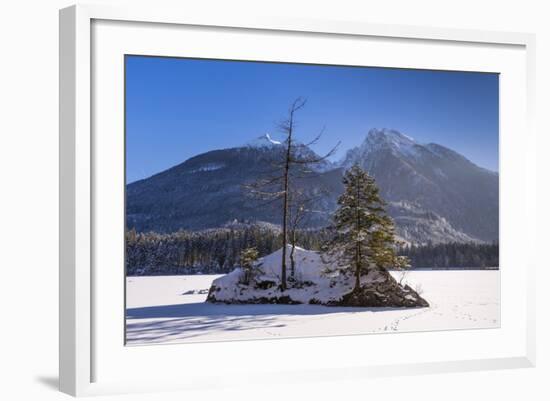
[
  {"left": 325, "top": 164, "right": 408, "bottom": 293},
  {"left": 240, "top": 247, "right": 260, "bottom": 285}
]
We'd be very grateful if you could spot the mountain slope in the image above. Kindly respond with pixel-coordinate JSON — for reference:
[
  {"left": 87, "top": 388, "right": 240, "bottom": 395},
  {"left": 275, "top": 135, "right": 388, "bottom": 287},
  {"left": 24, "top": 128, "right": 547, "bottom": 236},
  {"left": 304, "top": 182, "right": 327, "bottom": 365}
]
[
  {"left": 340, "top": 129, "right": 498, "bottom": 242},
  {"left": 127, "top": 130, "right": 498, "bottom": 244},
  {"left": 127, "top": 139, "right": 340, "bottom": 233}
]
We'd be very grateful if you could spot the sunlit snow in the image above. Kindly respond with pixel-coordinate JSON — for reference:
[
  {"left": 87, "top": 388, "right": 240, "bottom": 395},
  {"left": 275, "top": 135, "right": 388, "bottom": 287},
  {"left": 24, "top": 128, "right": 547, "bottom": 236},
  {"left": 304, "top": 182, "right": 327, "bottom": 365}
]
[{"left": 126, "top": 270, "right": 500, "bottom": 345}]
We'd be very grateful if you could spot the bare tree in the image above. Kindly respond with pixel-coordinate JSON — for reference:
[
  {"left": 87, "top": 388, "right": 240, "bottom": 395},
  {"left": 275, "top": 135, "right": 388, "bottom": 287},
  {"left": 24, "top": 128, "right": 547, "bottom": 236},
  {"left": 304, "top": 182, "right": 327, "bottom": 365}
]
[
  {"left": 245, "top": 98, "right": 339, "bottom": 290},
  {"left": 287, "top": 186, "right": 328, "bottom": 279}
]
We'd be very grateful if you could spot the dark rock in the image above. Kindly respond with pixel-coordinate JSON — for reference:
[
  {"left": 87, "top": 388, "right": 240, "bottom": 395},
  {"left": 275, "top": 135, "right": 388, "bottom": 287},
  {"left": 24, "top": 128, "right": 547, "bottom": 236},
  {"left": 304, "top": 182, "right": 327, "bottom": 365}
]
[
  {"left": 290, "top": 280, "right": 315, "bottom": 289},
  {"left": 256, "top": 280, "right": 276, "bottom": 290},
  {"left": 334, "top": 270, "right": 429, "bottom": 308},
  {"left": 206, "top": 285, "right": 218, "bottom": 302},
  {"left": 207, "top": 293, "right": 301, "bottom": 305}
]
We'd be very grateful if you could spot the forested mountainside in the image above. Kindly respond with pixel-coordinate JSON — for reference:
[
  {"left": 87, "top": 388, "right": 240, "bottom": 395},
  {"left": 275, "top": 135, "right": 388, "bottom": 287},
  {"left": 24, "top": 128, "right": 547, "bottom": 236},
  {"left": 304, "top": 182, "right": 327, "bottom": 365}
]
[{"left": 127, "top": 129, "right": 498, "bottom": 245}]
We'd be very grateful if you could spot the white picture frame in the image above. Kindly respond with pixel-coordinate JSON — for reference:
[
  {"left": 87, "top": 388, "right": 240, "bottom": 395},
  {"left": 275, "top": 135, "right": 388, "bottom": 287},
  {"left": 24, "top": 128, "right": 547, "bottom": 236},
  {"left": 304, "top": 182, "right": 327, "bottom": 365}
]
[{"left": 59, "top": 3, "right": 536, "bottom": 397}]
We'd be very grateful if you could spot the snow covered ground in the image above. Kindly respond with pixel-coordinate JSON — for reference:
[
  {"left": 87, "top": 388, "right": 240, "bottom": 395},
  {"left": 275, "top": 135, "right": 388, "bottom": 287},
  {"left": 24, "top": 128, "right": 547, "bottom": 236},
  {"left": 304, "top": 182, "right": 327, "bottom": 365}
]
[{"left": 126, "top": 271, "right": 499, "bottom": 345}]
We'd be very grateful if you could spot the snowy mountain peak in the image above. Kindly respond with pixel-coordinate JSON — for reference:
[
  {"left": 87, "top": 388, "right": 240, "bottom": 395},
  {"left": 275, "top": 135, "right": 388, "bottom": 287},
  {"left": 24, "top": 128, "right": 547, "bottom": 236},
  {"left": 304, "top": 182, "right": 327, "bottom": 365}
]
[
  {"left": 364, "top": 128, "right": 417, "bottom": 153},
  {"left": 246, "top": 133, "right": 284, "bottom": 148},
  {"left": 243, "top": 133, "right": 333, "bottom": 172},
  {"left": 265, "top": 133, "right": 282, "bottom": 145},
  {"left": 340, "top": 128, "right": 419, "bottom": 169}
]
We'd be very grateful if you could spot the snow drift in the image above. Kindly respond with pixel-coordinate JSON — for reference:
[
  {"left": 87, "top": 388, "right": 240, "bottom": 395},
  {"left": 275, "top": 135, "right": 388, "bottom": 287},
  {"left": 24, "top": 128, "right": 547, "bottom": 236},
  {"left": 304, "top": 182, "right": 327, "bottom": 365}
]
[{"left": 206, "top": 246, "right": 429, "bottom": 307}]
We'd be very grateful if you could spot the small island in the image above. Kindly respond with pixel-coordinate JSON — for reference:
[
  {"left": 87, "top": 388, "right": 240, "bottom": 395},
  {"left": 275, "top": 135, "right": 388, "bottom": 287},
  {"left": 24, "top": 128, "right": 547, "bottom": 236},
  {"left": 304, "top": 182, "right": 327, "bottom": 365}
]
[{"left": 207, "top": 245, "right": 428, "bottom": 307}]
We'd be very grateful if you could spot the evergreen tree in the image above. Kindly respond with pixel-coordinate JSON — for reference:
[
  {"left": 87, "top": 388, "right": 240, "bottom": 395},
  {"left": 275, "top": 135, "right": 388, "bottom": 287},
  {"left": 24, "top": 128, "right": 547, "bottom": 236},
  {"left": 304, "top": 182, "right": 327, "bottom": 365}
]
[
  {"left": 325, "top": 164, "right": 408, "bottom": 292},
  {"left": 240, "top": 247, "right": 260, "bottom": 285}
]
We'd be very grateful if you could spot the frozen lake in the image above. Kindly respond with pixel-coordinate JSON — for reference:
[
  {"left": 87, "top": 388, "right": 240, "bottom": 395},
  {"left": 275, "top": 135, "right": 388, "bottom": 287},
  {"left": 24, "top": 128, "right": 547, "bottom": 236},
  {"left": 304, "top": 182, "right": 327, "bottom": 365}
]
[{"left": 126, "top": 271, "right": 500, "bottom": 345}]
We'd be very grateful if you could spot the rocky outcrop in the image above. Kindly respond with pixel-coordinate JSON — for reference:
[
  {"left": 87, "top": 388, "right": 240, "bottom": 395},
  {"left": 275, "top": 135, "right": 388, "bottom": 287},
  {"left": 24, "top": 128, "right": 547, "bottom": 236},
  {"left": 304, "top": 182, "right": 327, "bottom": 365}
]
[
  {"left": 332, "top": 269, "right": 428, "bottom": 308},
  {"left": 205, "top": 246, "right": 429, "bottom": 308}
]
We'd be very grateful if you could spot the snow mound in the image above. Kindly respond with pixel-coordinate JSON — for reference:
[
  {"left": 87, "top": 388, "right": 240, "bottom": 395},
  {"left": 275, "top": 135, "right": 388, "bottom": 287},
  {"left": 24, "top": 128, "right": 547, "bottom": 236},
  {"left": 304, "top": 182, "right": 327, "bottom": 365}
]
[{"left": 206, "top": 246, "right": 429, "bottom": 308}]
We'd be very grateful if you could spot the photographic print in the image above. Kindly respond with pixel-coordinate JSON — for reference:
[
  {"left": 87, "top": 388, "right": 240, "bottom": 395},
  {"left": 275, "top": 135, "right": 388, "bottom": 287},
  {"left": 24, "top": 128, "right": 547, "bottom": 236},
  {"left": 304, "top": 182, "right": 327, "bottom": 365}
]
[{"left": 125, "top": 56, "right": 499, "bottom": 345}]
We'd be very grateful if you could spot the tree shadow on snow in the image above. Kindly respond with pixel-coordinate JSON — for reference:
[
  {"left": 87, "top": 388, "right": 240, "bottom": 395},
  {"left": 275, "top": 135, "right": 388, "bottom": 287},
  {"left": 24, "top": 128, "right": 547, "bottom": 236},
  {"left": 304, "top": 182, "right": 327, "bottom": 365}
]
[
  {"left": 126, "top": 313, "right": 283, "bottom": 343},
  {"left": 125, "top": 302, "right": 408, "bottom": 344},
  {"left": 126, "top": 302, "right": 402, "bottom": 319}
]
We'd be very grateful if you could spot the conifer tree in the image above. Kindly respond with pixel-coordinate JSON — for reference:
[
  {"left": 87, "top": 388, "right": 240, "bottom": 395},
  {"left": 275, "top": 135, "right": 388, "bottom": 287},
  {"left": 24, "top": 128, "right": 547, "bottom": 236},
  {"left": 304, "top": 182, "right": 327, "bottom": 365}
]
[
  {"left": 325, "top": 164, "right": 408, "bottom": 292},
  {"left": 240, "top": 247, "right": 260, "bottom": 285}
]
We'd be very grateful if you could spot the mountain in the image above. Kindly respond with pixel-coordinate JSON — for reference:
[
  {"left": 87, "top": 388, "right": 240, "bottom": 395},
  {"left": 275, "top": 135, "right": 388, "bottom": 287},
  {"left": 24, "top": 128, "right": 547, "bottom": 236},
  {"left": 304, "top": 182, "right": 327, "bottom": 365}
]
[
  {"left": 126, "top": 135, "right": 341, "bottom": 233},
  {"left": 339, "top": 129, "right": 498, "bottom": 242},
  {"left": 246, "top": 133, "right": 335, "bottom": 172},
  {"left": 126, "top": 129, "right": 498, "bottom": 244}
]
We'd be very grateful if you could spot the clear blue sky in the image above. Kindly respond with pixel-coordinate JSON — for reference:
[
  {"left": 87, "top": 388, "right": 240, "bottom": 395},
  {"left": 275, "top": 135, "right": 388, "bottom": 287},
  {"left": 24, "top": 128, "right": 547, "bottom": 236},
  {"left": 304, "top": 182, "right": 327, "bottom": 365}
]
[{"left": 126, "top": 55, "right": 499, "bottom": 183}]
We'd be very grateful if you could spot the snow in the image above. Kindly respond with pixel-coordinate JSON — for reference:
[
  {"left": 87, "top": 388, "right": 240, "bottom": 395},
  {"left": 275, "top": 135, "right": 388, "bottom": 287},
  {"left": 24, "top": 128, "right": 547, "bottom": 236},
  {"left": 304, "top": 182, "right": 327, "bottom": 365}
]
[
  {"left": 126, "top": 270, "right": 500, "bottom": 345},
  {"left": 340, "top": 128, "right": 423, "bottom": 168},
  {"left": 246, "top": 133, "right": 283, "bottom": 148},
  {"left": 208, "top": 246, "right": 402, "bottom": 305},
  {"left": 186, "top": 163, "right": 225, "bottom": 173},
  {"left": 265, "top": 133, "right": 282, "bottom": 145},
  {"left": 433, "top": 167, "right": 447, "bottom": 178},
  {"left": 243, "top": 133, "right": 332, "bottom": 172}
]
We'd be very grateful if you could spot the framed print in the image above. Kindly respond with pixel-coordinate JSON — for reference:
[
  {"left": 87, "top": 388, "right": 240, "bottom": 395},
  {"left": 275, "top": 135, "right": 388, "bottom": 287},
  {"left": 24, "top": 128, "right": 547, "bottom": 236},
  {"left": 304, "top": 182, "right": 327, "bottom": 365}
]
[{"left": 59, "top": 4, "right": 536, "bottom": 397}]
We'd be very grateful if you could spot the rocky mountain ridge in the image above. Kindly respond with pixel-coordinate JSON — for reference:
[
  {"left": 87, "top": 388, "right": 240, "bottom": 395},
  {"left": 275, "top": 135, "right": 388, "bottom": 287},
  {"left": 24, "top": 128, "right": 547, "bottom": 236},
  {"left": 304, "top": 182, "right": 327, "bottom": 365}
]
[{"left": 126, "top": 129, "right": 498, "bottom": 244}]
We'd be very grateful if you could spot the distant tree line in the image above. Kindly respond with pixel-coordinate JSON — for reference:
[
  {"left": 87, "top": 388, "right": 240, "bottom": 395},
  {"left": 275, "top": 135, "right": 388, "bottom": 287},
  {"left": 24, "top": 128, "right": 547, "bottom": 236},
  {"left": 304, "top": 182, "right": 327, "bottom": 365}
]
[
  {"left": 399, "top": 241, "right": 499, "bottom": 269},
  {"left": 125, "top": 226, "right": 331, "bottom": 275},
  {"left": 126, "top": 226, "right": 498, "bottom": 276}
]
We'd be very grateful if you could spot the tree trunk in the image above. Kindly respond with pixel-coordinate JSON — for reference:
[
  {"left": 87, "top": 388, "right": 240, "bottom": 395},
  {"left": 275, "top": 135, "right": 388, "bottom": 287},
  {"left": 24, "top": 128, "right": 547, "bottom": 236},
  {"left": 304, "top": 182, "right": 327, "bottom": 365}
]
[
  {"left": 280, "top": 114, "right": 293, "bottom": 291},
  {"left": 290, "top": 230, "right": 296, "bottom": 278},
  {"left": 354, "top": 243, "right": 361, "bottom": 293},
  {"left": 354, "top": 179, "right": 362, "bottom": 293}
]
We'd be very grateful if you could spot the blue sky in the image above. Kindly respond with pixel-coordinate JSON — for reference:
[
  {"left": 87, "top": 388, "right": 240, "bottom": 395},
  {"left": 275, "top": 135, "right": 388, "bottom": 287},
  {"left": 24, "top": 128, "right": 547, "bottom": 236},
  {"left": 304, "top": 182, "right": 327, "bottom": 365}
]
[{"left": 126, "top": 55, "right": 499, "bottom": 183}]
